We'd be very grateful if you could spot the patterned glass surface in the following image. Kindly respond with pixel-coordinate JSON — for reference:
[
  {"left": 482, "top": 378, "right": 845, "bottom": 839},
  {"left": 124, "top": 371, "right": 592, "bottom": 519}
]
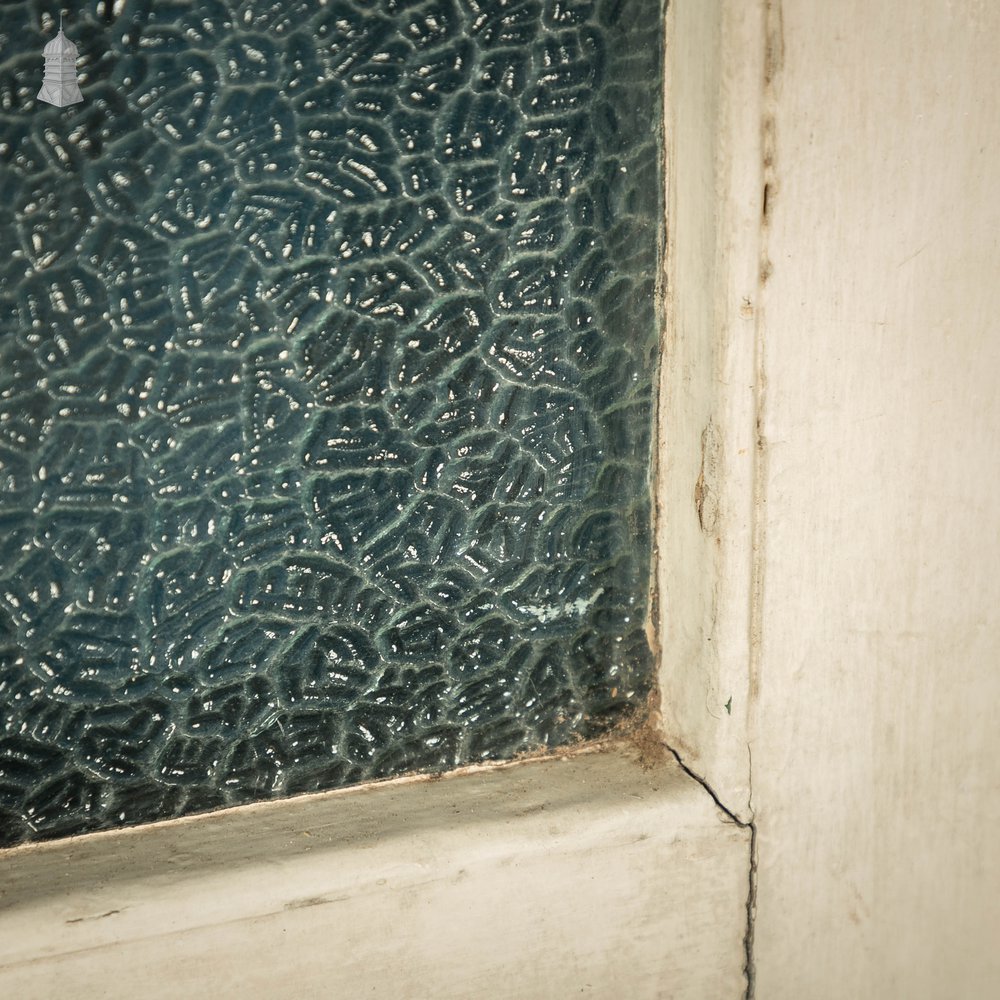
[{"left": 0, "top": 0, "right": 661, "bottom": 847}]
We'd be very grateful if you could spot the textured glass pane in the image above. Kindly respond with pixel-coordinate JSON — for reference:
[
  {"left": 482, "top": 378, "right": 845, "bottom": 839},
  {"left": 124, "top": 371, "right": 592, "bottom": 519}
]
[{"left": 0, "top": 0, "right": 661, "bottom": 847}]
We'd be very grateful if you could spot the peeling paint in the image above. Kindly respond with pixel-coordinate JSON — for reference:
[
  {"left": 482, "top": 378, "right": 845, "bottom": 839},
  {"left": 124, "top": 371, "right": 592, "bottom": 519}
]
[{"left": 695, "top": 419, "right": 722, "bottom": 534}]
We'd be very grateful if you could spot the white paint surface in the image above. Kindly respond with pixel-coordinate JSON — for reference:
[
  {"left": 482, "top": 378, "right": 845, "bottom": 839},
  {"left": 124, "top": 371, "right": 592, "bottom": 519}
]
[
  {"left": 657, "top": 0, "right": 764, "bottom": 822},
  {"left": 748, "top": 1, "right": 1000, "bottom": 996},
  {"left": 0, "top": 748, "right": 749, "bottom": 999}
]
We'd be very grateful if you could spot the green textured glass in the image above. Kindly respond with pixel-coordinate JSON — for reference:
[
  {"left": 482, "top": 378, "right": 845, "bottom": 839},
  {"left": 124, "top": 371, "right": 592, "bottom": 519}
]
[{"left": 0, "top": 0, "right": 661, "bottom": 846}]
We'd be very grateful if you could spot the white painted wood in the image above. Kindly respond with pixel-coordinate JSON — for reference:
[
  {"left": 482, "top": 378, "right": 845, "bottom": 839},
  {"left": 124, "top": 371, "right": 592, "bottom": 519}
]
[
  {"left": 0, "top": 747, "right": 750, "bottom": 999},
  {"left": 656, "top": 0, "right": 763, "bottom": 821},
  {"left": 750, "top": 1, "right": 1000, "bottom": 996}
]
